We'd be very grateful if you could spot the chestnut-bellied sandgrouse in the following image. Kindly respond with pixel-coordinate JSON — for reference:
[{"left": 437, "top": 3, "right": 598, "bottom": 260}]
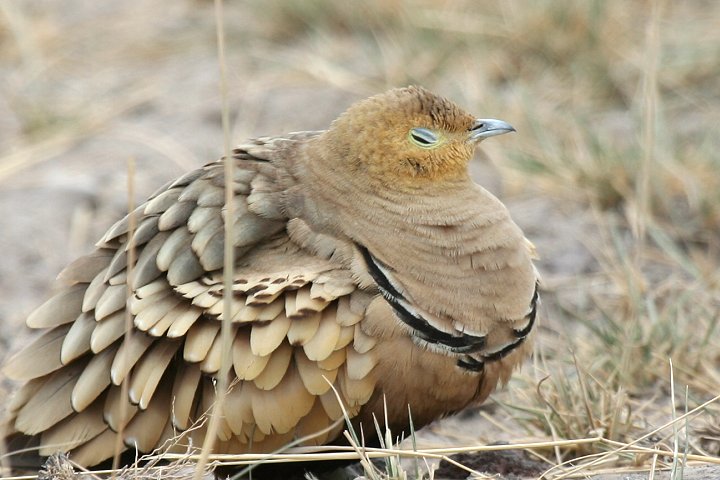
[{"left": 3, "top": 86, "right": 539, "bottom": 468}]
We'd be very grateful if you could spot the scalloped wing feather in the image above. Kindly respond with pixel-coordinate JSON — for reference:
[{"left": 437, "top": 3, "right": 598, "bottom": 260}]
[{"left": 3, "top": 134, "right": 385, "bottom": 467}]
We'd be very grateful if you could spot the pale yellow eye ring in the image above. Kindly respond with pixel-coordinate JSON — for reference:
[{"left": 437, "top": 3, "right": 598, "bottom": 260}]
[{"left": 409, "top": 128, "right": 443, "bottom": 149}]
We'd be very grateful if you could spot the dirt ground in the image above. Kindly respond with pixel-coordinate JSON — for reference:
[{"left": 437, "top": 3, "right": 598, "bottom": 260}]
[{"left": 1, "top": 1, "right": 718, "bottom": 479}]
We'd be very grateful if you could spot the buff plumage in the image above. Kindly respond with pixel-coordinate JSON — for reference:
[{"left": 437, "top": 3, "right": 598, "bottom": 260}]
[{"left": 3, "top": 86, "right": 539, "bottom": 469}]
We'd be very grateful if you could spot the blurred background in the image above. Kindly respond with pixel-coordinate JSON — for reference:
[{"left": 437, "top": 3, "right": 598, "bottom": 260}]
[{"left": 1, "top": 0, "right": 719, "bottom": 475}]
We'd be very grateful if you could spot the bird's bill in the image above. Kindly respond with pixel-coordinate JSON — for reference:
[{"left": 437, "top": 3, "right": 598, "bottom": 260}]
[{"left": 468, "top": 118, "right": 516, "bottom": 141}]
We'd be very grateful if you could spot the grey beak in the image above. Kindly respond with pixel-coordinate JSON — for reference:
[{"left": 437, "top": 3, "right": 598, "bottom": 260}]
[{"left": 468, "top": 118, "right": 516, "bottom": 141}]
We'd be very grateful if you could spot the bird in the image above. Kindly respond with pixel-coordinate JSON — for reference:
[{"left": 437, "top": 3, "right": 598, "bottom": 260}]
[{"left": 2, "top": 86, "right": 539, "bottom": 471}]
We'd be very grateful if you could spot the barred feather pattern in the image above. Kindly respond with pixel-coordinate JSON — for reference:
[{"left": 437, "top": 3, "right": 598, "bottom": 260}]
[
  {"left": 3, "top": 87, "right": 539, "bottom": 468},
  {"left": 3, "top": 134, "right": 377, "bottom": 466}
]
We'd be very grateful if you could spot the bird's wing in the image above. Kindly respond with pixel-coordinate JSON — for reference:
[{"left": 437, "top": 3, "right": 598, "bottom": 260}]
[{"left": 3, "top": 134, "right": 380, "bottom": 466}]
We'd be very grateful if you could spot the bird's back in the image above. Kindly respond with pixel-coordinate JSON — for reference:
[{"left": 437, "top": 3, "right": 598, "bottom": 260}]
[{"left": 3, "top": 132, "right": 377, "bottom": 466}]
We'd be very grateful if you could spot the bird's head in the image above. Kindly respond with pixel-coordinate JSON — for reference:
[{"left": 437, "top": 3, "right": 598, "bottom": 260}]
[{"left": 319, "top": 86, "right": 515, "bottom": 187}]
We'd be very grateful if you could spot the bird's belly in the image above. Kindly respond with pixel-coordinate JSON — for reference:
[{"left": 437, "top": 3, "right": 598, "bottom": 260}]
[{"left": 353, "top": 296, "right": 531, "bottom": 440}]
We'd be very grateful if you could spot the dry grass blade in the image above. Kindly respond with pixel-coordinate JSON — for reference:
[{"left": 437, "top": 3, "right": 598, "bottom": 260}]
[
  {"left": 542, "top": 393, "right": 720, "bottom": 479},
  {"left": 632, "top": 0, "right": 665, "bottom": 245},
  {"left": 158, "top": 438, "right": 603, "bottom": 470},
  {"left": 33, "top": 445, "right": 213, "bottom": 480},
  {"left": 0, "top": 85, "right": 159, "bottom": 182},
  {"left": 192, "top": 1, "right": 234, "bottom": 479}
]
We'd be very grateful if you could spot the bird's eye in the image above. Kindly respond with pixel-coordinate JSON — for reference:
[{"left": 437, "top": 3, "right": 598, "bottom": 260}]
[{"left": 409, "top": 128, "right": 440, "bottom": 148}]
